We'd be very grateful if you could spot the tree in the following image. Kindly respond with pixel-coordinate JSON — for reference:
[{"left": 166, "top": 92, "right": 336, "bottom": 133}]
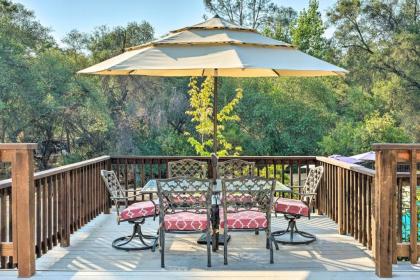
[
  {"left": 81, "top": 22, "right": 157, "bottom": 154},
  {"left": 319, "top": 112, "right": 412, "bottom": 155},
  {"left": 262, "top": 6, "right": 297, "bottom": 43},
  {"left": 328, "top": 0, "right": 420, "bottom": 91},
  {"left": 203, "top": 0, "right": 277, "bottom": 29},
  {"left": 185, "top": 77, "right": 243, "bottom": 156},
  {"left": 290, "top": 0, "right": 328, "bottom": 58}
]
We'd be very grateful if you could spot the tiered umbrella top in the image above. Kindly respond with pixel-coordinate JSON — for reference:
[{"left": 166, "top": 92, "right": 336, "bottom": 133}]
[{"left": 79, "top": 16, "right": 347, "bottom": 77}]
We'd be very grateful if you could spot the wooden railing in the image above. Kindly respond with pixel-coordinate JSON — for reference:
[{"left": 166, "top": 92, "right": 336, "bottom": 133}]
[
  {"left": 316, "top": 156, "right": 375, "bottom": 251},
  {"left": 0, "top": 144, "right": 111, "bottom": 277},
  {"left": 318, "top": 144, "right": 420, "bottom": 278}
]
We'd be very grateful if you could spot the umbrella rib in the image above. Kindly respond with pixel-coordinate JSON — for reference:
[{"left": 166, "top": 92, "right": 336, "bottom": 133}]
[{"left": 272, "top": 69, "right": 281, "bottom": 77}]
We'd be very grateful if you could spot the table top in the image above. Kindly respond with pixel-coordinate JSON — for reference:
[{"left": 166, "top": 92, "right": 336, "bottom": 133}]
[{"left": 140, "top": 178, "right": 291, "bottom": 194}]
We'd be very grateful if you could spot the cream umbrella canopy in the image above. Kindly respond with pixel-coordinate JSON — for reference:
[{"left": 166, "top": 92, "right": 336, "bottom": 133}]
[{"left": 79, "top": 15, "right": 348, "bottom": 152}]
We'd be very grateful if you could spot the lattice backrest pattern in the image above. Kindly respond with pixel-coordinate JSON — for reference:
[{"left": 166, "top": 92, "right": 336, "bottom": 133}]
[
  {"left": 217, "top": 159, "right": 255, "bottom": 179},
  {"left": 221, "top": 176, "right": 275, "bottom": 213},
  {"left": 168, "top": 159, "right": 208, "bottom": 178},
  {"left": 100, "top": 170, "right": 125, "bottom": 203},
  {"left": 156, "top": 177, "right": 212, "bottom": 214},
  {"left": 301, "top": 166, "right": 324, "bottom": 203}
]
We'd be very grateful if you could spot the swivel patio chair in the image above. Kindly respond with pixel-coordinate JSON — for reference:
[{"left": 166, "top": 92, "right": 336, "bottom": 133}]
[
  {"left": 157, "top": 177, "right": 213, "bottom": 268},
  {"left": 221, "top": 176, "right": 276, "bottom": 264},
  {"left": 100, "top": 170, "right": 158, "bottom": 251},
  {"left": 168, "top": 158, "right": 207, "bottom": 178},
  {"left": 271, "top": 166, "right": 324, "bottom": 246}
]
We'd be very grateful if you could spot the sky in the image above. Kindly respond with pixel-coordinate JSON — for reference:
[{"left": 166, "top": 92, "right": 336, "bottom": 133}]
[{"left": 13, "top": 0, "right": 337, "bottom": 43}]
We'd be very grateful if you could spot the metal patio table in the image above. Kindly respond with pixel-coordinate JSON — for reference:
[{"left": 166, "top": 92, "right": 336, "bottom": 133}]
[{"left": 140, "top": 179, "right": 291, "bottom": 251}]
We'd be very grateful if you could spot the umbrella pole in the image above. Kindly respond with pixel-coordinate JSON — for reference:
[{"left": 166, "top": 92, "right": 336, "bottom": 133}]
[{"left": 213, "top": 76, "right": 218, "bottom": 154}]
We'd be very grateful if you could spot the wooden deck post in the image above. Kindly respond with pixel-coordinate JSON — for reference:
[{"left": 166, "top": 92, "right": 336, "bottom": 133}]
[
  {"left": 409, "top": 149, "right": 418, "bottom": 264},
  {"left": 0, "top": 143, "right": 37, "bottom": 277},
  {"left": 337, "top": 168, "right": 345, "bottom": 235},
  {"left": 373, "top": 147, "right": 396, "bottom": 278},
  {"left": 60, "top": 171, "right": 71, "bottom": 247}
]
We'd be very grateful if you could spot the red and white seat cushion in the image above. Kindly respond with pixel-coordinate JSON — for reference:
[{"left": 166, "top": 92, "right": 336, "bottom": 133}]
[
  {"left": 275, "top": 198, "right": 309, "bottom": 217},
  {"left": 164, "top": 212, "right": 208, "bottom": 231},
  {"left": 220, "top": 210, "right": 267, "bottom": 229},
  {"left": 119, "top": 200, "right": 157, "bottom": 222}
]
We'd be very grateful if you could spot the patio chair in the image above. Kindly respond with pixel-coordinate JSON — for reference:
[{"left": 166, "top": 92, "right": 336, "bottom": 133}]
[
  {"left": 168, "top": 158, "right": 207, "bottom": 178},
  {"left": 100, "top": 170, "right": 158, "bottom": 251},
  {"left": 271, "top": 166, "right": 324, "bottom": 246},
  {"left": 221, "top": 176, "right": 276, "bottom": 265},
  {"left": 157, "top": 177, "right": 213, "bottom": 268},
  {"left": 217, "top": 159, "right": 260, "bottom": 235},
  {"left": 217, "top": 158, "right": 255, "bottom": 179}
]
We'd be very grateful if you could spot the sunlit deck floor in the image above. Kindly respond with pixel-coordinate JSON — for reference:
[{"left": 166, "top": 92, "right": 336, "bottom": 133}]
[{"left": 2, "top": 210, "right": 420, "bottom": 279}]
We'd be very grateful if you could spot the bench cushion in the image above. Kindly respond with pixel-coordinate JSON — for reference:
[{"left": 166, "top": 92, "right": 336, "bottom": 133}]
[
  {"left": 275, "top": 198, "right": 309, "bottom": 217},
  {"left": 119, "top": 200, "right": 157, "bottom": 221},
  {"left": 164, "top": 211, "right": 208, "bottom": 231},
  {"left": 220, "top": 210, "right": 267, "bottom": 229}
]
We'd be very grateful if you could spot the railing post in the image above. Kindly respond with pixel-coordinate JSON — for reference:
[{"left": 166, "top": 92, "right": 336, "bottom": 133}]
[
  {"left": 337, "top": 168, "right": 345, "bottom": 235},
  {"left": 60, "top": 171, "right": 71, "bottom": 247},
  {"left": 373, "top": 147, "right": 396, "bottom": 278},
  {"left": 409, "top": 149, "right": 418, "bottom": 264},
  {"left": 103, "top": 159, "right": 112, "bottom": 214},
  {"left": 0, "top": 143, "right": 37, "bottom": 277}
]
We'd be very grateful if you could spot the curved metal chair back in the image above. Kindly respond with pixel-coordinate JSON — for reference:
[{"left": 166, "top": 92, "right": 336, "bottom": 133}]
[
  {"left": 100, "top": 170, "right": 126, "bottom": 203},
  {"left": 217, "top": 159, "right": 255, "bottom": 179},
  {"left": 157, "top": 177, "right": 212, "bottom": 215},
  {"left": 221, "top": 176, "right": 275, "bottom": 214},
  {"left": 156, "top": 177, "right": 213, "bottom": 268},
  {"left": 168, "top": 159, "right": 208, "bottom": 178},
  {"left": 301, "top": 166, "right": 324, "bottom": 204}
]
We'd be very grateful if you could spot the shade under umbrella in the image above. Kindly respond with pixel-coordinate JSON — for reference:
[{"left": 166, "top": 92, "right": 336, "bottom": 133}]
[{"left": 79, "top": 15, "right": 348, "bottom": 152}]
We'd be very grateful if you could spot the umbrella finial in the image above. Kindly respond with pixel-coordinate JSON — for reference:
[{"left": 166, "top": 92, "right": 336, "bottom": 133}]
[{"left": 213, "top": 14, "right": 220, "bottom": 18}]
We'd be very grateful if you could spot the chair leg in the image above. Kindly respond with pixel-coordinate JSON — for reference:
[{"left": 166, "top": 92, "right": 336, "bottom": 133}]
[
  {"left": 112, "top": 220, "right": 158, "bottom": 251},
  {"left": 206, "top": 229, "right": 211, "bottom": 267},
  {"left": 271, "top": 215, "right": 316, "bottom": 245},
  {"left": 160, "top": 229, "right": 165, "bottom": 268},
  {"left": 269, "top": 235, "right": 274, "bottom": 264},
  {"left": 223, "top": 228, "right": 228, "bottom": 265},
  {"left": 255, "top": 229, "right": 259, "bottom": 235}
]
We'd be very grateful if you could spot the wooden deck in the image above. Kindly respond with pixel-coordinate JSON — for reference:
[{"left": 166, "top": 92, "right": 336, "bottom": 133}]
[{"left": 1, "top": 210, "right": 419, "bottom": 279}]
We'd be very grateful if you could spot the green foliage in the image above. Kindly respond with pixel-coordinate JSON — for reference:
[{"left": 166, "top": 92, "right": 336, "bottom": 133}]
[
  {"left": 262, "top": 6, "right": 297, "bottom": 43},
  {"left": 320, "top": 112, "right": 412, "bottom": 155},
  {"left": 185, "top": 77, "right": 243, "bottom": 156},
  {"left": 0, "top": 0, "right": 417, "bottom": 170},
  {"left": 290, "top": 0, "right": 327, "bottom": 58}
]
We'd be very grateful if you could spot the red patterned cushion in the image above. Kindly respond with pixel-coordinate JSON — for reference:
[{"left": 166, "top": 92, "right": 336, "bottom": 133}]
[
  {"left": 119, "top": 200, "right": 157, "bottom": 221},
  {"left": 275, "top": 198, "right": 309, "bottom": 217},
  {"left": 164, "top": 211, "right": 208, "bottom": 231},
  {"left": 220, "top": 210, "right": 267, "bottom": 229},
  {"left": 223, "top": 193, "right": 253, "bottom": 204}
]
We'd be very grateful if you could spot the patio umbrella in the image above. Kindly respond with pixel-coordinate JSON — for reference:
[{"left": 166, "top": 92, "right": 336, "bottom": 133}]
[
  {"left": 329, "top": 155, "right": 362, "bottom": 164},
  {"left": 79, "top": 15, "right": 348, "bottom": 152},
  {"left": 350, "top": 151, "right": 375, "bottom": 161}
]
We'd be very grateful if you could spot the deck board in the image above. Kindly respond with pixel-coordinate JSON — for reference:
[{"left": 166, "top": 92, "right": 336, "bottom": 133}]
[{"left": 1, "top": 210, "right": 419, "bottom": 279}]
